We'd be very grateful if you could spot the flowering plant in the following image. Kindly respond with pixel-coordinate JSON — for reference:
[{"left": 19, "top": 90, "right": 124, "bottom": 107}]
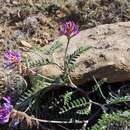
[
  {"left": 4, "top": 50, "right": 21, "bottom": 68},
  {"left": 1, "top": 20, "right": 93, "bottom": 129},
  {"left": 60, "top": 21, "right": 79, "bottom": 39},
  {"left": 0, "top": 96, "right": 13, "bottom": 124}
]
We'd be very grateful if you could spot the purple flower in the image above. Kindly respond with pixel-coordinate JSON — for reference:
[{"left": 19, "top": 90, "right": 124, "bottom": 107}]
[
  {"left": 0, "top": 96, "right": 13, "bottom": 124},
  {"left": 60, "top": 21, "right": 79, "bottom": 38},
  {"left": 4, "top": 50, "right": 21, "bottom": 67}
]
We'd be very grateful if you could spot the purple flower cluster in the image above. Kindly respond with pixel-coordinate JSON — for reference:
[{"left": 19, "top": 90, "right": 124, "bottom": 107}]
[
  {"left": 4, "top": 50, "right": 21, "bottom": 68},
  {"left": 60, "top": 21, "right": 79, "bottom": 38},
  {"left": 0, "top": 96, "right": 13, "bottom": 124}
]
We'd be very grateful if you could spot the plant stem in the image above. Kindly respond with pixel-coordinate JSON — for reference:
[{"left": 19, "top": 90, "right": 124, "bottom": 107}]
[
  {"left": 90, "top": 99, "right": 106, "bottom": 113},
  {"left": 64, "top": 38, "right": 70, "bottom": 73},
  {"left": 31, "top": 117, "right": 88, "bottom": 124},
  {"left": 37, "top": 74, "right": 54, "bottom": 81},
  {"left": 12, "top": 109, "right": 88, "bottom": 124},
  {"left": 93, "top": 76, "right": 107, "bottom": 101},
  {"left": 18, "top": 63, "right": 54, "bottom": 81},
  {"left": 68, "top": 75, "right": 88, "bottom": 96}
]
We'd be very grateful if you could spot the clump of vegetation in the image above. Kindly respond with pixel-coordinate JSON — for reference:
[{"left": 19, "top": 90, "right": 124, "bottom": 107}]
[
  {"left": 0, "top": 20, "right": 130, "bottom": 130},
  {"left": 1, "top": 1, "right": 130, "bottom": 130},
  {"left": 90, "top": 111, "right": 130, "bottom": 130}
]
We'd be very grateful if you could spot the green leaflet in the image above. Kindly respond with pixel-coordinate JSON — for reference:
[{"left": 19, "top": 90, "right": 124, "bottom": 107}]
[
  {"left": 29, "top": 58, "right": 52, "bottom": 68},
  {"left": 16, "top": 76, "right": 51, "bottom": 107},
  {"left": 59, "top": 97, "right": 90, "bottom": 115},
  {"left": 90, "top": 112, "right": 130, "bottom": 130},
  {"left": 67, "top": 46, "right": 92, "bottom": 72}
]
